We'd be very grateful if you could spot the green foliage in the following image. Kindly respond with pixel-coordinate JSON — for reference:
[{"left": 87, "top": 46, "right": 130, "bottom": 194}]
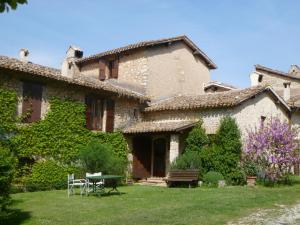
[
  {"left": 242, "top": 158, "right": 259, "bottom": 177},
  {"left": 91, "top": 132, "right": 128, "bottom": 161},
  {"left": 0, "top": 0, "right": 27, "bottom": 12},
  {"left": 0, "top": 136, "right": 15, "bottom": 213},
  {"left": 27, "top": 160, "right": 76, "bottom": 191},
  {"left": 0, "top": 87, "right": 18, "bottom": 132},
  {"left": 171, "top": 151, "right": 202, "bottom": 173},
  {"left": 215, "top": 116, "right": 242, "bottom": 156},
  {"left": 203, "top": 171, "right": 224, "bottom": 187},
  {"left": 79, "top": 140, "right": 126, "bottom": 175},
  {"left": 13, "top": 97, "right": 89, "bottom": 164},
  {"left": 202, "top": 117, "right": 244, "bottom": 184},
  {"left": 185, "top": 121, "right": 209, "bottom": 152}
]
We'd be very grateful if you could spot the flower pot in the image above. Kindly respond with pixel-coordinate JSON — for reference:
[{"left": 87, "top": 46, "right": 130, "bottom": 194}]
[{"left": 246, "top": 176, "right": 256, "bottom": 186}]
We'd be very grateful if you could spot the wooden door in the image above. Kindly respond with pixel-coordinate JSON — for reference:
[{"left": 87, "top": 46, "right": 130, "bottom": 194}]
[
  {"left": 153, "top": 138, "right": 166, "bottom": 177},
  {"left": 132, "top": 136, "right": 152, "bottom": 179}
]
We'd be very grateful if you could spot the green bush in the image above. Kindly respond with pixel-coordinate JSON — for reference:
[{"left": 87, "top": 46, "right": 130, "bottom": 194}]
[
  {"left": 185, "top": 121, "right": 209, "bottom": 152},
  {"left": 79, "top": 140, "right": 126, "bottom": 175},
  {"left": 171, "top": 151, "right": 202, "bottom": 172},
  {"left": 27, "top": 160, "right": 76, "bottom": 191},
  {"left": 0, "top": 146, "right": 15, "bottom": 213},
  {"left": 242, "top": 158, "right": 259, "bottom": 177},
  {"left": 203, "top": 171, "right": 224, "bottom": 187},
  {"left": 199, "top": 116, "right": 244, "bottom": 185}
]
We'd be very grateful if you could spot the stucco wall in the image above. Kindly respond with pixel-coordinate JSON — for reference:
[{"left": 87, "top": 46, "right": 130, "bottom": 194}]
[
  {"left": 256, "top": 70, "right": 300, "bottom": 92},
  {"left": 80, "top": 61, "right": 99, "bottom": 80},
  {"left": 146, "top": 42, "right": 211, "bottom": 99},
  {"left": 144, "top": 92, "right": 289, "bottom": 140}
]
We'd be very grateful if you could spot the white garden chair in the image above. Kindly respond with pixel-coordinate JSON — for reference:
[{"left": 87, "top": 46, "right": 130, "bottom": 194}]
[{"left": 67, "top": 174, "right": 86, "bottom": 197}]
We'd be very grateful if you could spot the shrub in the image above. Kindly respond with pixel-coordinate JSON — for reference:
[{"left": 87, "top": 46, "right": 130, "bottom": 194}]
[
  {"left": 0, "top": 146, "right": 15, "bottom": 213},
  {"left": 27, "top": 160, "right": 76, "bottom": 191},
  {"left": 79, "top": 140, "right": 126, "bottom": 175},
  {"left": 244, "top": 117, "right": 299, "bottom": 182},
  {"left": 199, "top": 116, "right": 244, "bottom": 184},
  {"left": 203, "top": 171, "right": 224, "bottom": 187},
  {"left": 185, "top": 121, "right": 209, "bottom": 152},
  {"left": 170, "top": 151, "right": 202, "bottom": 175}
]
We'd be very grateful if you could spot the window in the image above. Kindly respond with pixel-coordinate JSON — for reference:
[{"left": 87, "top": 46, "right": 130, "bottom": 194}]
[
  {"left": 109, "top": 59, "right": 118, "bottom": 79},
  {"left": 85, "top": 96, "right": 104, "bottom": 130},
  {"left": 260, "top": 116, "right": 266, "bottom": 125},
  {"left": 22, "top": 81, "right": 43, "bottom": 123},
  {"left": 99, "top": 60, "right": 106, "bottom": 81},
  {"left": 133, "top": 108, "right": 139, "bottom": 120},
  {"left": 258, "top": 74, "right": 263, "bottom": 83}
]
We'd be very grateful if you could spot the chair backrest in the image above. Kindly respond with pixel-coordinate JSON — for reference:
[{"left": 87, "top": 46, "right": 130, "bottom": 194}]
[
  {"left": 86, "top": 172, "right": 102, "bottom": 177},
  {"left": 68, "top": 174, "right": 74, "bottom": 182},
  {"left": 94, "top": 172, "right": 102, "bottom": 176}
]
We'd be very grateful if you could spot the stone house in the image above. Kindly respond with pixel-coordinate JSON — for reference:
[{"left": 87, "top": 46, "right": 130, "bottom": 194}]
[{"left": 0, "top": 35, "right": 298, "bottom": 179}]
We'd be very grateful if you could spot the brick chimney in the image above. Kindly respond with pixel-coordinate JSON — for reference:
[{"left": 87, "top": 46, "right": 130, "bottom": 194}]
[
  {"left": 61, "top": 46, "right": 83, "bottom": 78},
  {"left": 283, "top": 82, "right": 291, "bottom": 101},
  {"left": 19, "top": 48, "right": 29, "bottom": 62}
]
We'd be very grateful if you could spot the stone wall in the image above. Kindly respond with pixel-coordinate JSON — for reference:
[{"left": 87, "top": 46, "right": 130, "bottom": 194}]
[
  {"left": 144, "top": 92, "right": 290, "bottom": 140},
  {"left": 80, "top": 61, "right": 99, "bottom": 80}
]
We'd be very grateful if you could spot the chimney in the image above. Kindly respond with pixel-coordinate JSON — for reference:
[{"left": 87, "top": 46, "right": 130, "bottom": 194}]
[
  {"left": 283, "top": 82, "right": 291, "bottom": 101},
  {"left": 250, "top": 72, "right": 263, "bottom": 86},
  {"left": 19, "top": 49, "right": 29, "bottom": 62},
  {"left": 288, "top": 65, "right": 300, "bottom": 76},
  {"left": 61, "top": 46, "right": 83, "bottom": 78}
]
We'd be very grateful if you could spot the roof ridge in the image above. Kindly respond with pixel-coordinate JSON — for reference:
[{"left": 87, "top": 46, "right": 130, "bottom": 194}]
[{"left": 76, "top": 35, "right": 217, "bottom": 69}]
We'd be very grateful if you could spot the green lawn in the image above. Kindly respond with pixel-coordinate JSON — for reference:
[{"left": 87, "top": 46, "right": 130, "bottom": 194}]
[{"left": 4, "top": 184, "right": 300, "bottom": 225}]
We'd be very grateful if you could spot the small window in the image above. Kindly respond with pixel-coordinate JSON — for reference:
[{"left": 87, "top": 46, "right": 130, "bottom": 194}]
[
  {"left": 22, "top": 81, "right": 43, "bottom": 123},
  {"left": 85, "top": 96, "right": 104, "bottom": 131},
  {"left": 258, "top": 75, "right": 263, "bottom": 82}
]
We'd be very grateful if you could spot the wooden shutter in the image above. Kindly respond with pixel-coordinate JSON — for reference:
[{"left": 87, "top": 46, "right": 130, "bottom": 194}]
[
  {"left": 22, "top": 81, "right": 43, "bottom": 123},
  {"left": 111, "top": 59, "right": 119, "bottom": 78},
  {"left": 106, "top": 99, "right": 115, "bottom": 132},
  {"left": 99, "top": 59, "right": 106, "bottom": 81},
  {"left": 85, "top": 96, "right": 104, "bottom": 131}
]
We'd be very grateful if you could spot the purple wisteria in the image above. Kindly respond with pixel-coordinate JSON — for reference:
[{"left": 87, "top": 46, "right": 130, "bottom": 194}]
[{"left": 244, "top": 117, "right": 300, "bottom": 180}]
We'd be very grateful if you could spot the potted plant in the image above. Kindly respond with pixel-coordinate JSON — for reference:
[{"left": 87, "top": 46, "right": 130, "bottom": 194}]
[{"left": 243, "top": 160, "right": 258, "bottom": 186}]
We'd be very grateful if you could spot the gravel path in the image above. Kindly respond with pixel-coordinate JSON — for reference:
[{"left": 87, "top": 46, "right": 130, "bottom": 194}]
[{"left": 228, "top": 203, "right": 300, "bottom": 225}]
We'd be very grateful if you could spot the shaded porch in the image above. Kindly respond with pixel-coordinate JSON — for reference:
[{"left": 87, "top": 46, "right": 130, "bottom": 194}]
[{"left": 123, "top": 120, "right": 198, "bottom": 179}]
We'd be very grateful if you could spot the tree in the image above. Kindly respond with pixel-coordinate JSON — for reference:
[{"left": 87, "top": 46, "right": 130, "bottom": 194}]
[
  {"left": 0, "top": 0, "right": 27, "bottom": 13},
  {"left": 244, "top": 117, "right": 300, "bottom": 181},
  {"left": 185, "top": 120, "right": 209, "bottom": 152}
]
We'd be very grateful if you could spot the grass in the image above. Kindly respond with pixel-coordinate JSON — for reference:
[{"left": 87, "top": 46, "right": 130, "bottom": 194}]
[{"left": 3, "top": 183, "right": 300, "bottom": 225}]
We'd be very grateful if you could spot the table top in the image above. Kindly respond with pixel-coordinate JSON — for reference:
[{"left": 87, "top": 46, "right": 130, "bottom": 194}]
[{"left": 86, "top": 175, "right": 122, "bottom": 180}]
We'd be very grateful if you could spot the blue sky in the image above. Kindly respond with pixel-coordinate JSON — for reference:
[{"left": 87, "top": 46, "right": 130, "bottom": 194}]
[{"left": 1, "top": 0, "right": 300, "bottom": 88}]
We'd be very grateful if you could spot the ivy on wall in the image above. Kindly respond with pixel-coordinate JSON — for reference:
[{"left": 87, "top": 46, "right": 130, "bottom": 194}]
[
  {"left": 0, "top": 87, "right": 128, "bottom": 188},
  {"left": 0, "top": 87, "right": 18, "bottom": 132}
]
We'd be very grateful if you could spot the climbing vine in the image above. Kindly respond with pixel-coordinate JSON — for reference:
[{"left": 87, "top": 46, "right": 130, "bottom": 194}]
[{"left": 0, "top": 87, "right": 128, "bottom": 190}]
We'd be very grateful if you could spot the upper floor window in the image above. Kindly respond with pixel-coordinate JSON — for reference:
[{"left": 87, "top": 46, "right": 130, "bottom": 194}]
[
  {"left": 108, "top": 59, "right": 118, "bottom": 79},
  {"left": 22, "top": 81, "right": 43, "bottom": 123},
  {"left": 85, "top": 96, "right": 104, "bottom": 131},
  {"left": 98, "top": 58, "right": 119, "bottom": 81}
]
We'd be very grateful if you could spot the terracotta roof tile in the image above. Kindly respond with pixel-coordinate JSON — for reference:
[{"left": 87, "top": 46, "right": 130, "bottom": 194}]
[
  {"left": 76, "top": 35, "right": 217, "bottom": 69},
  {"left": 123, "top": 120, "right": 198, "bottom": 134},
  {"left": 145, "top": 85, "right": 287, "bottom": 112},
  {"left": 0, "top": 55, "right": 149, "bottom": 101}
]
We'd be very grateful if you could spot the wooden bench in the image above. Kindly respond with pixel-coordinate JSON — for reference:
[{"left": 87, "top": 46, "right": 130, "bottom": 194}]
[{"left": 164, "top": 170, "right": 199, "bottom": 188}]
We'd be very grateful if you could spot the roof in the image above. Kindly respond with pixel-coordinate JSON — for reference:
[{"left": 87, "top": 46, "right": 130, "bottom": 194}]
[
  {"left": 145, "top": 85, "right": 290, "bottom": 112},
  {"left": 255, "top": 64, "right": 300, "bottom": 80},
  {"left": 76, "top": 35, "right": 217, "bottom": 69},
  {"left": 204, "top": 81, "right": 238, "bottom": 91},
  {"left": 0, "top": 55, "right": 149, "bottom": 101},
  {"left": 122, "top": 120, "right": 198, "bottom": 134}
]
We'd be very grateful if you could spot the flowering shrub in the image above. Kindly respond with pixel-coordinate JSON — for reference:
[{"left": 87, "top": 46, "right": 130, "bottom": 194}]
[{"left": 244, "top": 117, "right": 300, "bottom": 181}]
